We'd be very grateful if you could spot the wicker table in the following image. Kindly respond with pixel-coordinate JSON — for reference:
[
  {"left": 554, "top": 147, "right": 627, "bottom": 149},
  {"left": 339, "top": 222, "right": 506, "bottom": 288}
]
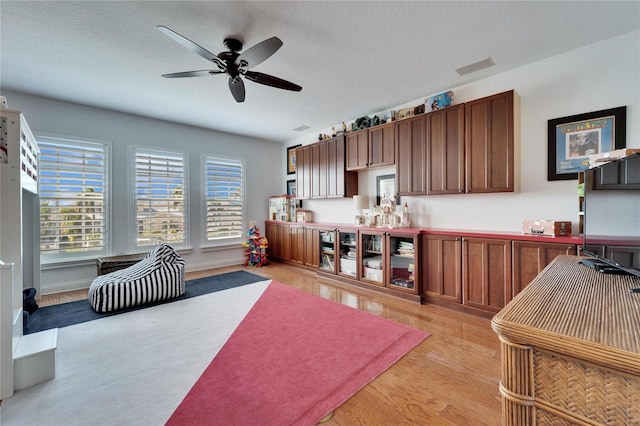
[
  {"left": 96, "top": 253, "right": 147, "bottom": 275},
  {"left": 491, "top": 255, "right": 640, "bottom": 425}
]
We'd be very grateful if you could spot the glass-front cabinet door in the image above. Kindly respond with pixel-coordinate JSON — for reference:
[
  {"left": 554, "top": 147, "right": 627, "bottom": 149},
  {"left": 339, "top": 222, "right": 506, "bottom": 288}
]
[
  {"left": 387, "top": 233, "right": 418, "bottom": 294},
  {"left": 319, "top": 229, "right": 336, "bottom": 273},
  {"left": 360, "top": 231, "right": 385, "bottom": 286},
  {"left": 337, "top": 230, "right": 358, "bottom": 278}
]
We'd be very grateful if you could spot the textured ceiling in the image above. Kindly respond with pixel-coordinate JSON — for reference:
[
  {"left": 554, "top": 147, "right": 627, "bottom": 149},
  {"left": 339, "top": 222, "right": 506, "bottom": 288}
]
[{"left": 1, "top": 1, "right": 639, "bottom": 143}]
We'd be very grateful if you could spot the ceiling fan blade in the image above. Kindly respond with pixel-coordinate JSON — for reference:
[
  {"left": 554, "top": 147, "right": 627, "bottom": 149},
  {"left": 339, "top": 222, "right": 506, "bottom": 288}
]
[
  {"left": 228, "top": 76, "right": 246, "bottom": 103},
  {"left": 161, "top": 70, "right": 223, "bottom": 78},
  {"left": 244, "top": 71, "right": 302, "bottom": 92},
  {"left": 236, "top": 37, "right": 283, "bottom": 68},
  {"left": 157, "top": 25, "right": 226, "bottom": 71}
]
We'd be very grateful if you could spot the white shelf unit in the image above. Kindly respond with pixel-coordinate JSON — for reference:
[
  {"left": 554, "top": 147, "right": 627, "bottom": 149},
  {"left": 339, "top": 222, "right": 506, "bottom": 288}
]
[{"left": 1, "top": 107, "right": 42, "bottom": 399}]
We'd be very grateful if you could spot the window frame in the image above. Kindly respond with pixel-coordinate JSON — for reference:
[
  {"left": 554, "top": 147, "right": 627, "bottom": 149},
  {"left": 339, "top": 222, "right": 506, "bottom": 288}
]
[
  {"left": 201, "top": 154, "right": 246, "bottom": 248},
  {"left": 36, "top": 133, "right": 111, "bottom": 264},
  {"left": 130, "top": 146, "right": 189, "bottom": 251}
]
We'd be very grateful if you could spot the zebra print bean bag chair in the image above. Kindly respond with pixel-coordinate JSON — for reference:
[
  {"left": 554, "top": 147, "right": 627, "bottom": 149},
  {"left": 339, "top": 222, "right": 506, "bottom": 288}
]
[{"left": 89, "top": 244, "right": 186, "bottom": 313}]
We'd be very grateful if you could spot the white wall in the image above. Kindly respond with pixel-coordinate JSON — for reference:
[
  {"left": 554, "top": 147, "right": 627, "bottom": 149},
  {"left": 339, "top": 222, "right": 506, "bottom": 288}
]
[
  {"left": 2, "top": 90, "right": 283, "bottom": 294},
  {"left": 3, "top": 30, "right": 639, "bottom": 293},
  {"left": 286, "top": 30, "right": 640, "bottom": 230}
]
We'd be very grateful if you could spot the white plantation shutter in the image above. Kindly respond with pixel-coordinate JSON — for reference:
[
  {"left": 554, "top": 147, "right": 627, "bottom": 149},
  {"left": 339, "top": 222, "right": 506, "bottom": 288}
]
[
  {"left": 134, "top": 149, "right": 187, "bottom": 247},
  {"left": 38, "top": 138, "right": 108, "bottom": 259},
  {"left": 205, "top": 157, "right": 244, "bottom": 241}
]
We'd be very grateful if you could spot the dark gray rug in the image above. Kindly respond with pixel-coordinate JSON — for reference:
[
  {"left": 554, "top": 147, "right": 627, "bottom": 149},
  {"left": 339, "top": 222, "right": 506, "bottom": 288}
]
[{"left": 25, "top": 270, "right": 266, "bottom": 334}]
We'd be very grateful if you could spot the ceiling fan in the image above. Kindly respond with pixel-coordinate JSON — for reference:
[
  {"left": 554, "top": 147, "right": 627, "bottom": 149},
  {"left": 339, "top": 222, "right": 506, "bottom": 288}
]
[{"left": 157, "top": 25, "right": 302, "bottom": 103}]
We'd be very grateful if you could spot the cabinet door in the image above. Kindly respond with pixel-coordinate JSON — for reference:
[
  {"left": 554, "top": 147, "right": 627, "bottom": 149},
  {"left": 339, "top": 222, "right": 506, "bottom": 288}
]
[
  {"left": 465, "top": 90, "right": 514, "bottom": 193},
  {"left": 319, "top": 230, "right": 337, "bottom": 273},
  {"left": 289, "top": 225, "right": 305, "bottom": 264},
  {"left": 359, "top": 231, "right": 385, "bottom": 286},
  {"left": 326, "top": 136, "right": 353, "bottom": 198},
  {"left": 421, "top": 234, "right": 462, "bottom": 303},
  {"left": 426, "top": 104, "right": 465, "bottom": 194},
  {"left": 512, "top": 241, "right": 577, "bottom": 296},
  {"left": 338, "top": 230, "right": 359, "bottom": 279},
  {"left": 463, "top": 237, "right": 512, "bottom": 313},
  {"left": 395, "top": 115, "right": 426, "bottom": 195},
  {"left": 369, "top": 122, "right": 395, "bottom": 168},
  {"left": 277, "top": 224, "right": 291, "bottom": 261},
  {"left": 296, "top": 145, "right": 311, "bottom": 200},
  {"left": 311, "top": 143, "right": 328, "bottom": 199},
  {"left": 265, "top": 222, "right": 279, "bottom": 260},
  {"left": 594, "top": 154, "right": 640, "bottom": 189},
  {"left": 303, "top": 227, "right": 320, "bottom": 268},
  {"left": 387, "top": 234, "right": 418, "bottom": 294},
  {"left": 346, "top": 129, "right": 369, "bottom": 171}
]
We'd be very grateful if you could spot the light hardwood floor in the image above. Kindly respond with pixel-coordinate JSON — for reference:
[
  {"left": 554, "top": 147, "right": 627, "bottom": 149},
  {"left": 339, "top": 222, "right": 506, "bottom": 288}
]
[{"left": 40, "top": 262, "right": 502, "bottom": 425}]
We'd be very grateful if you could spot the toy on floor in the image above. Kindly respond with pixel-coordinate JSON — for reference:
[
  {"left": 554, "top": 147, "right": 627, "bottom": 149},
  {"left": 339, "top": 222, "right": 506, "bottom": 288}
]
[{"left": 242, "top": 221, "right": 269, "bottom": 267}]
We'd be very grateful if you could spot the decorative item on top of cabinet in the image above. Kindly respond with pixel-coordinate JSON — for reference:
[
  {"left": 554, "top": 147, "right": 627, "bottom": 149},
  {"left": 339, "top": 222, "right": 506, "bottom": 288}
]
[{"left": 465, "top": 90, "right": 515, "bottom": 193}]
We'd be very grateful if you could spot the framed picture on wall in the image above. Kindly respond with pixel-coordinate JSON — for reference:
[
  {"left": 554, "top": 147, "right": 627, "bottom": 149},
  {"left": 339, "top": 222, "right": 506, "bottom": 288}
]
[
  {"left": 376, "top": 174, "right": 399, "bottom": 206},
  {"left": 287, "top": 179, "right": 297, "bottom": 196},
  {"left": 547, "top": 106, "right": 626, "bottom": 181},
  {"left": 287, "top": 145, "right": 301, "bottom": 175}
]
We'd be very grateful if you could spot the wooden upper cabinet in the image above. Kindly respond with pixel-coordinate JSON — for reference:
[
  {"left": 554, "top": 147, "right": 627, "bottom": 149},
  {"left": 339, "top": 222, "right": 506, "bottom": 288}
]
[
  {"left": 295, "top": 145, "right": 311, "bottom": 200},
  {"left": 346, "top": 124, "right": 394, "bottom": 171},
  {"left": 346, "top": 129, "right": 369, "bottom": 171},
  {"left": 368, "top": 122, "right": 395, "bottom": 168},
  {"left": 396, "top": 115, "right": 426, "bottom": 195},
  {"left": 326, "top": 136, "right": 358, "bottom": 198},
  {"left": 426, "top": 104, "right": 465, "bottom": 194},
  {"left": 465, "top": 90, "right": 514, "bottom": 193},
  {"left": 594, "top": 154, "right": 640, "bottom": 189},
  {"left": 296, "top": 137, "right": 357, "bottom": 200},
  {"left": 311, "top": 142, "right": 328, "bottom": 198}
]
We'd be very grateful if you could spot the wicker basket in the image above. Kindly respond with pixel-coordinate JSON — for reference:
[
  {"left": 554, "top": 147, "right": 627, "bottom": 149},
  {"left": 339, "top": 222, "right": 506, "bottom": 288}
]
[{"left": 96, "top": 253, "right": 147, "bottom": 275}]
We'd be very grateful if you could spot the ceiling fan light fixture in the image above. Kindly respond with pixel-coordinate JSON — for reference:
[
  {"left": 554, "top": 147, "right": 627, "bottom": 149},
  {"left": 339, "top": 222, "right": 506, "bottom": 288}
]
[{"left": 157, "top": 26, "right": 302, "bottom": 103}]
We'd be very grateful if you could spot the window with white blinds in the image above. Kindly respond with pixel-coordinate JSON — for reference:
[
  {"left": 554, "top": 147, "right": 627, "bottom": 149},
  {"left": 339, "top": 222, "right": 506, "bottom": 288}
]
[
  {"left": 204, "top": 156, "right": 244, "bottom": 242},
  {"left": 38, "top": 138, "right": 108, "bottom": 259},
  {"left": 134, "top": 148, "right": 187, "bottom": 248}
]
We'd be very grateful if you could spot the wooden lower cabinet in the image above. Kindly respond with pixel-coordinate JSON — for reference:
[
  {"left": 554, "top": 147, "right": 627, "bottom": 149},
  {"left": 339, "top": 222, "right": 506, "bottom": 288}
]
[
  {"left": 266, "top": 222, "right": 581, "bottom": 313},
  {"left": 421, "top": 234, "right": 462, "bottom": 303},
  {"left": 265, "top": 223, "right": 319, "bottom": 268},
  {"left": 289, "top": 225, "right": 305, "bottom": 265},
  {"left": 303, "top": 227, "right": 320, "bottom": 268},
  {"left": 463, "top": 237, "right": 512, "bottom": 313},
  {"left": 265, "top": 222, "right": 279, "bottom": 260},
  {"left": 512, "top": 241, "right": 577, "bottom": 296}
]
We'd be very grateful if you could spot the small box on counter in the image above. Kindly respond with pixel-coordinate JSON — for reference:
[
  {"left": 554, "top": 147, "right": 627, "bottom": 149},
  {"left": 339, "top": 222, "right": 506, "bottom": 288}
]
[
  {"left": 522, "top": 220, "right": 572, "bottom": 236},
  {"left": 589, "top": 148, "right": 640, "bottom": 169},
  {"left": 296, "top": 210, "right": 313, "bottom": 222}
]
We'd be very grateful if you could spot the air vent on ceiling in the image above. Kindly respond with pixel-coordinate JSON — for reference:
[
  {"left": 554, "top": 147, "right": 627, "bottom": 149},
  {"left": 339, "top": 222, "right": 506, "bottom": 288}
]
[
  {"left": 455, "top": 57, "right": 495, "bottom": 76},
  {"left": 293, "top": 125, "right": 311, "bottom": 132}
]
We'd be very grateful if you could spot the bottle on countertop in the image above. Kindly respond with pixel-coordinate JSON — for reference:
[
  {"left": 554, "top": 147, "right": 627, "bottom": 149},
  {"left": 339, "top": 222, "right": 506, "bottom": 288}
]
[{"left": 402, "top": 203, "right": 410, "bottom": 227}]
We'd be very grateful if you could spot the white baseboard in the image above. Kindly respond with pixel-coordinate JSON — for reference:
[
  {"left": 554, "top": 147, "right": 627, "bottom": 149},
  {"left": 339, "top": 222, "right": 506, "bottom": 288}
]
[
  {"left": 41, "top": 279, "right": 93, "bottom": 295},
  {"left": 40, "top": 259, "right": 245, "bottom": 295}
]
